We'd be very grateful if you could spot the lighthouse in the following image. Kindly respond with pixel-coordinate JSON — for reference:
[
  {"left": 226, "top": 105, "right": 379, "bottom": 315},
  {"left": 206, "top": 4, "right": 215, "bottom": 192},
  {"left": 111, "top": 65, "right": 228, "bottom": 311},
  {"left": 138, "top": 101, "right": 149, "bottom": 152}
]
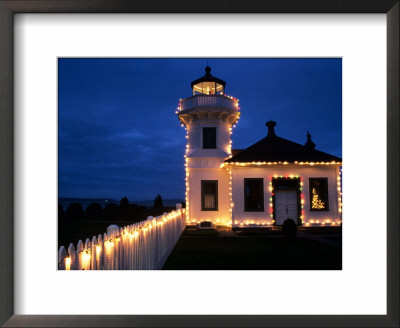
[{"left": 177, "top": 66, "right": 240, "bottom": 227}]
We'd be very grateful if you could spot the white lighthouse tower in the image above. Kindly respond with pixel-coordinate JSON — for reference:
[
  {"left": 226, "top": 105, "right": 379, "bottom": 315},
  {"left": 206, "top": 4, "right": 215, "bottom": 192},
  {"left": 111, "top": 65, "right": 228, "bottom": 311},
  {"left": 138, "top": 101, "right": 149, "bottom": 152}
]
[{"left": 177, "top": 66, "right": 240, "bottom": 227}]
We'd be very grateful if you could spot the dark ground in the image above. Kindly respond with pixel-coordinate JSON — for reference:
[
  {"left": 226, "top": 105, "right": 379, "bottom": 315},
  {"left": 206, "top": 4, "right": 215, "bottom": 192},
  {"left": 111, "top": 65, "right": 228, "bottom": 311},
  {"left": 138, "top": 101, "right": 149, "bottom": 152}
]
[{"left": 163, "top": 228, "right": 342, "bottom": 270}]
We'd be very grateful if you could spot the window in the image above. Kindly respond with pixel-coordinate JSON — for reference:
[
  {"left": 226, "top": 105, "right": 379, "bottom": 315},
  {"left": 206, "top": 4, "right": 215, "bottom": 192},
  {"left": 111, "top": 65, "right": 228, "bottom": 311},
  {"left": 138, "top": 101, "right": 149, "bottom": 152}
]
[
  {"left": 201, "top": 180, "right": 218, "bottom": 211},
  {"left": 203, "top": 127, "right": 217, "bottom": 149},
  {"left": 244, "top": 178, "right": 264, "bottom": 211},
  {"left": 309, "top": 178, "right": 329, "bottom": 211}
]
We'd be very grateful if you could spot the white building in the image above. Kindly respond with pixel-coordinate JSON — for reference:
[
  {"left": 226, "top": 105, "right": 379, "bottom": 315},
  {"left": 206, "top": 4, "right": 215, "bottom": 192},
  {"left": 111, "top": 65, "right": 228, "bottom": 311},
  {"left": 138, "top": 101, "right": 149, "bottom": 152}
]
[{"left": 177, "top": 67, "right": 342, "bottom": 229}]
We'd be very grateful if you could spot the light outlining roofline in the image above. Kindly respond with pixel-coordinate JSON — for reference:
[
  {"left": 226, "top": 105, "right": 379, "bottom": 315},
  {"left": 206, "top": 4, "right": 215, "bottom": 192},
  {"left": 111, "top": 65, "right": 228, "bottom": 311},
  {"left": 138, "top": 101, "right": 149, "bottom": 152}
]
[{"left": 220, "top": 161, "right": 342, "bottom": 168}]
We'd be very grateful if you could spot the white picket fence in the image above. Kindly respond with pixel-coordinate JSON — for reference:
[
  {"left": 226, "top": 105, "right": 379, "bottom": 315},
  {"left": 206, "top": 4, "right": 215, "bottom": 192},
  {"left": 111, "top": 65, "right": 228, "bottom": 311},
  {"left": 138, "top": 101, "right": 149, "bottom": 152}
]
[{"left": 58, "top": 204, "right": 186, "bottom": 270}]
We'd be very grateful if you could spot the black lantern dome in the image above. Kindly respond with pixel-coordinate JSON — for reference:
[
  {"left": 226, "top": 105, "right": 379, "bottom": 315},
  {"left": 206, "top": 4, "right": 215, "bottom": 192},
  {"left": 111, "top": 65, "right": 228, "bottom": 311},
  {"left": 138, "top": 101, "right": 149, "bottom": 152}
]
[{"left": 190, "top": 66, "right": 226, "bottom": 95}]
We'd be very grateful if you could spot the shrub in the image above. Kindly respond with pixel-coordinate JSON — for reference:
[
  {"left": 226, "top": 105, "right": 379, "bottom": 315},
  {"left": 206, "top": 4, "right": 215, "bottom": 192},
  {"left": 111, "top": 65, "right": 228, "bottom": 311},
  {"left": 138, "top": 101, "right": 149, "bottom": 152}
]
[
  {"left": 119, "top": 197, "right": 130, "bottom": 219},
  {"left": 85, "top": 203, "right": 103, "bottom": 220},
  {"left": 58, "top": 204, "right": 64, "bottom": 220},
  {"left": 104, "top": 203, "right": 119, "bottom": 221},
  {"left": 153, "top": 194, "right": 163, "bottom": 209},
  {"left": 65, "top": 202, "right": 84, "bottom": 220}
]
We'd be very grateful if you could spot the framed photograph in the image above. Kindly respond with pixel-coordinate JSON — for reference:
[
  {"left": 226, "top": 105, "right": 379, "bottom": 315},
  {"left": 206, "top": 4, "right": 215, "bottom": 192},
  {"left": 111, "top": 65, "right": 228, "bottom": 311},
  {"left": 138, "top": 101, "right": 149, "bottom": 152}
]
[{"left": 0, "top": 1, "right": 398, "bottom": 327}]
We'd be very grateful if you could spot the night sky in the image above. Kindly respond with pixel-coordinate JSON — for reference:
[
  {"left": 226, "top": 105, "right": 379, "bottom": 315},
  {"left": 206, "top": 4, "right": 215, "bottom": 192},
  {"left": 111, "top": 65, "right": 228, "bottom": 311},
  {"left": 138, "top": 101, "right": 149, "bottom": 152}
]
[{"left": 58, "top": 58, "right": 342, "bottom": 201}]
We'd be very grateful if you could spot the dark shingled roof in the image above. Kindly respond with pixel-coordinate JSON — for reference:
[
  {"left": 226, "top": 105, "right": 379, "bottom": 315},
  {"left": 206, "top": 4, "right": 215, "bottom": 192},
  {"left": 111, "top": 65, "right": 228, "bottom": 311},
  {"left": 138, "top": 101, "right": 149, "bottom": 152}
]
[
  {"left": 231, "top": 149, "right": 244, "bottom": 156},
  {"left": 225, "top": 121, "right": 342, "bottom": 163},
  {"left": 190, "top": 66, "right": 226, "bottom": 89}
]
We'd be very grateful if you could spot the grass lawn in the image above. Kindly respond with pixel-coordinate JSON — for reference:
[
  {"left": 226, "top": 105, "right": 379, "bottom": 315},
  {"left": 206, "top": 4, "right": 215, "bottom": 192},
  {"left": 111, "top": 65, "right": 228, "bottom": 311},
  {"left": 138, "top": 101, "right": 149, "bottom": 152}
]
[
  {"left": 163, "top": 229, "right": 342, "bottom": 270},
  {"left": 299, "top": 227, "right": 342, "bottom": 234},
  {"left": 325, "top": 235, "right": 342, "bottom": 243}
]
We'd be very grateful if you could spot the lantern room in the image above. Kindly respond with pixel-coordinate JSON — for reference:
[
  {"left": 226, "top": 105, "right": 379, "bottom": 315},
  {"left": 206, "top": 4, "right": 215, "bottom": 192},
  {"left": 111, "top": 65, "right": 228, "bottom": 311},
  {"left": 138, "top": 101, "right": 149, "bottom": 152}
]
[{"left": 191, "top": 66, "right": 226, "bottom": 95}]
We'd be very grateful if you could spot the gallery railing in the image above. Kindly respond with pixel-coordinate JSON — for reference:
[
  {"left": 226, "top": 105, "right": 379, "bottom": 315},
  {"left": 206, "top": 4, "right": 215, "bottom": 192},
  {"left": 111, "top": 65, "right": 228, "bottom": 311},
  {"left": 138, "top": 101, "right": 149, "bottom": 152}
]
[{"left": 180, "top": 95, "right": 238, "bottom": 112}]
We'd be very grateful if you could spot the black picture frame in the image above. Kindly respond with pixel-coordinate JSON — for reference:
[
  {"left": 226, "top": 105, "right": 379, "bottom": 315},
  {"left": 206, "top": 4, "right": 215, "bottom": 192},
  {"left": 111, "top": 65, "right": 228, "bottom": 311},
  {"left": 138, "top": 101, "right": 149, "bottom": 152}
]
[{"left": 0, "top": 1, "right": 398, "bottom": 327}]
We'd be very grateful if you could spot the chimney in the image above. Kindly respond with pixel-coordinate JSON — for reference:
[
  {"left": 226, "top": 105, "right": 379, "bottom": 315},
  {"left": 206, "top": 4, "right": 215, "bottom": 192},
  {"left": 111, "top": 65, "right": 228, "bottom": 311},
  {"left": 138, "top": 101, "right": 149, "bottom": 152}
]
[
  {"left": 305, "top": 131, "right": 316, "bottom": 150},
  {"left": 266, "top": 120, "right": 277, "bottom": 137}
]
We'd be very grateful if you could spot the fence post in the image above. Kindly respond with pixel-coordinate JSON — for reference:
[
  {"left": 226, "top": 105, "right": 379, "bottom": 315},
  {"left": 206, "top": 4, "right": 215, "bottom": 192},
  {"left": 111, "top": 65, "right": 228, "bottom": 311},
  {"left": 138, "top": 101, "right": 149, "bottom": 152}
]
[
  {"left": 83, "top": 238, "right": 91, "bottom": 270},
  {"left": 76, "top": 240, "right": 84, "bottom": 270},
  {"left": 91, "top": 236, "right": 97, "bottom": 270},
  {"left": 97, "top": 234, "right": 103, "bottom": 270},
  {"left": 103, "top": 232, "right": 110, "bottom": 270},
  {"left": 120, "top": 227, "right": 126, "bottom": 270},
  {"left": 119, "top": 227, "right": 125, "bottom": 270},
  {"left": 109, "top": 231, "right": 115, "bottom": 270},
  {"left": 135, "top": 223, "right": 139, "bottom": 269},
  {"left": 58, "top": 246, "right": 67, "bottom": 270},
  {"left": 67, "top": 243, "right": 76, "bottom": 270},
  {"left": 106, "top": 225, "right": 119, "bottom": 270}
]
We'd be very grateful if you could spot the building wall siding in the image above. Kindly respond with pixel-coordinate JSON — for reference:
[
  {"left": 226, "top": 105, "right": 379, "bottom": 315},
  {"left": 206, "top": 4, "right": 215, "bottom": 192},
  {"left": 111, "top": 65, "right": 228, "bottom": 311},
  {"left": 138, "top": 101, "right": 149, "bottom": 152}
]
[
  {"left": 188, "top": 167, "right": 231, "bottom": 225},
  {"left": 187, "top": 119, "right": 231, "bottom": 158},
  {"left": 231, "top": 165, "right": 341, "bottom": 227}
]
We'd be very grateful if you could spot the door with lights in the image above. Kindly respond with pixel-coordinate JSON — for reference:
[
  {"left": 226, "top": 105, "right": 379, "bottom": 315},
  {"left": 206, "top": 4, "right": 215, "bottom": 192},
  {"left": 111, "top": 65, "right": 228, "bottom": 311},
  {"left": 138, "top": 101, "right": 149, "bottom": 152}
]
[
  {"left": 272, "top": 178, "right": 300, "bottom": 226},
  {"left": 275, "top": 190, "right": 298, "bottom": 225}
]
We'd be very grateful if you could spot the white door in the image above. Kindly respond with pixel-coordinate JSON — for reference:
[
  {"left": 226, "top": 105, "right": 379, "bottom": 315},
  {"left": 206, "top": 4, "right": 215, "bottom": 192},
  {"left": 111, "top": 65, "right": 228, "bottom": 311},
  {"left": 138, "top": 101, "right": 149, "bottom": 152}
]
[{"left": 275, "top": 190, "right": 298, "bottom": 225}]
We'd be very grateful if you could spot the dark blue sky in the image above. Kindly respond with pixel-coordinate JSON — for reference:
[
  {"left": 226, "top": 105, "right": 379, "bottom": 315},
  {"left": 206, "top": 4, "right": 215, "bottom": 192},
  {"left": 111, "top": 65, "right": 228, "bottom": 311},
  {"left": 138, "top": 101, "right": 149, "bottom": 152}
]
[{"left": 58, "top": 58, "right": 342, "bottom": 201}]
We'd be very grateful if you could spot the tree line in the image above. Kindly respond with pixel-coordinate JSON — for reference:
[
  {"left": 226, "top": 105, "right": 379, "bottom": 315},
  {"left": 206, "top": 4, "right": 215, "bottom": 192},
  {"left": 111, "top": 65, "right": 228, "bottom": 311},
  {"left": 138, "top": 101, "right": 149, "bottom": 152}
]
[{"left": 58, "top": 195, "right": 169, "bottom": 222}]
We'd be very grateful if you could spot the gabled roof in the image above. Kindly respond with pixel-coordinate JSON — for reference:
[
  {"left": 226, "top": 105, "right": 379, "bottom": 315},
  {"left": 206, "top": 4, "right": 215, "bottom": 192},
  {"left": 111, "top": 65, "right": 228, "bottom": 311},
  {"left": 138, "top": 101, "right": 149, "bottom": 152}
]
[{"left": 225, "top": 121, "right": 341, "bottom": 164}]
